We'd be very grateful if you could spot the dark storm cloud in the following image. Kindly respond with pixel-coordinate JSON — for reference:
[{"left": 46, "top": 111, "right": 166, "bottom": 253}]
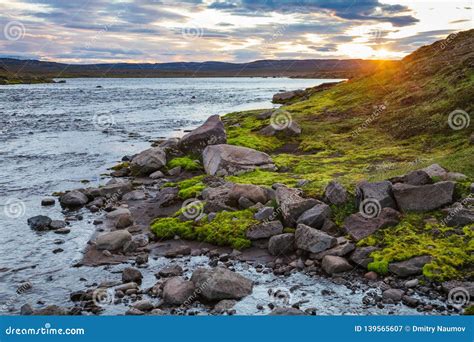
[{"left": 208, "top": 0, "right": 418, "bottom": 26}]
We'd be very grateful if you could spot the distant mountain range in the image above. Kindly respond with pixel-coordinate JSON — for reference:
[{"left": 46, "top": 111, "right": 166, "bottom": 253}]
[{"left": 0, "top": 58, "right": 398, "bottom": 81}]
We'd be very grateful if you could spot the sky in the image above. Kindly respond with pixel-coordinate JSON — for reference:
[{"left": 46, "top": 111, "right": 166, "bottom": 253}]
[{"left": 0, "top": 0, "right": 472, "bottom": 64}]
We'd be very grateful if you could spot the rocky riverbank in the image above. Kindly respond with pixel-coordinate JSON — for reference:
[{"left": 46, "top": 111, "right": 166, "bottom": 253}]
[{"left": 22, "top": 111, "right": 473, "bottom": 316}]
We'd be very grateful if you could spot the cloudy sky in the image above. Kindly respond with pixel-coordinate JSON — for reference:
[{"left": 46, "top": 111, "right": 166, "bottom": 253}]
[{"left": 0, "top": 0, "right": 472, "bottom": 64}]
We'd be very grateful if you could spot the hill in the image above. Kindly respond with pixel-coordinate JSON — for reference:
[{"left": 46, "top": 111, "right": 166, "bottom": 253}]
[
  {"left": 0, "top": 58, "right": 395, "bottom": 79},
  {"left": 219, "top": 29, "right": 474, "bottom": 281}
]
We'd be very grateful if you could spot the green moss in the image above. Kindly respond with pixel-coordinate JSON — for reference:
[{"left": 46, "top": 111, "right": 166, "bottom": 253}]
[
  {"left": 283, "top": 227, "right": 296, "bottom": 234},
  {"left": 464, "top": 305, "right": 474, "bottom": 315},
  {"left": 330, "top": 198, "right": 357, "bottom": 226},
  {"left": 110, "top": 162, "right": 129, "bottom": 170},
  {"left": 151, "top": 209, "right": 258, "bottom": 249},
  {"left": 150, "top": 217, "right": 195, "bottom": 240},
  {"left": 167, "top": 156, "right": 202, "bottom": 171},
  {"left": 226, "top": 169, "right": 298, "bottom": 188},
  {"left": 362, "top": 214, "right": 474, "bottom": 281},
  {"left": 166, "top": 175, "right": 206, "bottom": 199}
]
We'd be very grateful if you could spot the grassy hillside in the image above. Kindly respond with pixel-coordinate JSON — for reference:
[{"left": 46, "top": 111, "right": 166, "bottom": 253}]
[
  {"left": 222, "top": 30, "right": 473, "bottom": 281},
  {"left": 224, "top": 29, "right": 474, "bottom": 196}
]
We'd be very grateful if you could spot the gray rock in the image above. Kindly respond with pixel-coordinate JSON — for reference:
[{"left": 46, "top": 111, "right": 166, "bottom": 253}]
[
  {"left": 49, "top": 220, "right": 66, "bottom": 230},
  {"left": 132, "top": 300, "right": 154, "bottom": 312},
  {"left": 202, "top": 144, "right": 276, "bottom": 176},
  {"left": 254, "top": 206, "right": 275, "bottom": 221},
  {"left": 179, "top": 115, "right": 227, "bottom": 155},
  {"left": 158, "top": 265, "right": 183, "bottom": 277},
  {"left": 441, "top": 280, "right": 474, "bottom": 298},
  {"left": 350, "top": 247, "right": 378, "bottom": 268},
  {"left": 149, "top": 170, "right": 165, "bottom": 179},
  {"left": 421, "top": 163, "right": 447, "bottom": 179},
  {"left": 214, "top": 299, "right": 237, "bottom": 312},
  {"left": 343, "top": 207, "right": 401, "bottom": 241},
  {"left": 257, "top": 109, "right": 274, "bottom": 120},
  {"left": 238, "top": 196, "right": 254, "bottom": 209},
  {"left": 382, "top": 289, "right": 404, "bottom": 302},
  {"left": 165, "top": 245, "right": 191, "bottom": 257},
  {"left": 405, "top": 279, "right": 419, "bottom": 288},
  {"left": 115, "top": 282, "right": 138, "bottom": 292},
  {"left": 33, "top": 305, "right": 67, "bottom": 316},
  {"left": 275, "top": 186, "right": 318, "bottom": 226},
  {"left": 163, "top": 277, "right": 196, "bottom": 305},
  {"left": 269, "top": 307, "right": 306, "bottom": 315},
  {"left": 322, "top": 255, "right": 353, "bottom": 274},
  {"left": 393, "top": 181, "right": 455, "bottom": 212},
  {"left": 114, "top": 213, "right": 134, "bottom": 229},
  {"left": 268, "top": 233, "right": 295, "bottom": 256},
  {"left": 60, "top": 190, "right": 89, "bottom": 209},
  {"left": 320, "top": 219, "right": 340, "bottom": 236},
  {"left": 27, "top": 215, "right": 52, "bottom": 231},
  {"left": 191, "top": 267, "right": 253, "bottom": 301},
  {"left": 123, "top": 190, "right": 146, "bottom": 201},
  {"left": 324, "top": 181, "right": 348, "bottom": 205},
  {"left": 259, "top": 120, "right": 301, "bottom": 137},
  {"left": 99, "top": 182, "right": 132, "bottom": 199},
  {"left": 122, "top": 267, "right": 143, "bottom": 284},
  {"left": 296, "top": 203, "right": 331, "bottom": 229},
  {"left": 246, "top": 221, "right": 283, "bottom": 240},
  {"left": 444, "top": 207, "right": 474, "bottom": 227},
  {"left": 54, "top": 227, "right": 70, "bottom": 234},
  {"left": 388, "top": 256, "right": 432, "bottom": 277},
  {"left": 96, "top": 230, "right": 132, "bottom": 251},
  {"left": 356, "top": 180, "right": 396, "bottom": 209},
  {"left": 167, "top": 166, "right": 182, "bottom": 177},
  {"left": 106, "top": 208, "right": 131, "bottom": 219},
  {"left": 20, "top": 303, "right": 34, "bottom": 315},
  {"left": 272, "top": 90, "right": 304, "bottom": 103},
  {"left": 130, "top": 147, "right": 166, "bottom": 176},
  {"left": 229, "top": 183, "right": 269, "bottom": 204},
  {"left": 41, "top": 197, "right": 55, "bottom": 206},
  {"left": 294, "top": 224, "right": 337, "bottom": 253},
  {"left": 311, "top": 241, "right": 355, "bottom": 260},
  {"left": 395, "top": 170, "right": 432, "bottom": 186}
]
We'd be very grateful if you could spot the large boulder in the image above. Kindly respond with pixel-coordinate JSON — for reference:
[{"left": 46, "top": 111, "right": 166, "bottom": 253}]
[
  {"left": 191, "top": 267, "right": 253, "bottom": 301},
  {"left": 268, "top": 233, "right": 295, "bottom": 256},
  {"left": 343, "top": 207, "right": 401, "bottom": 241},
  {"left": 275, "top": 186, "right": 318, "bottom": 226},
  {"left": 322, "top": 255, "right": 353, "bottom": 274},
  {"left": 99, "top": 181, "right": 132, "bottom": 199},
  {"left": 294, "top": 224, "right": 337, "bottom": 253},
  {"left": 202, "top": 144, "right": 276, "bottom": 176},
  {"left": 388, "top": 256, "right": 432, "bottom": 277},
  {"left": 96, "top": 230, "right": 132, "bottom": 251},
  {"left": 296, "top": 203, "right": 331, "bottom": 229},
  {"left": 162, "top": 277, "right": 196, "bottom": 305},
  {"left": 324, "top": 181, "right": 348, "bottom": 205},
  {"left": 60, "top": 190, "right": 89, "bottom": 209},
  {"left": 228, "top": 183, "right": 269, "bottom": 205},
  {"left": 130, "top": 147, "right": 166, "bottom": 176},
  {"left": 397, "top": 170, "right": 432, "bottom": 186},
  {"left": 27, "top": 215, "right": 52, "bottom": 231},
  {"left": 443, "top": 207, "right": 474, "bottom": 227},
  {"left": 355, "top": 181, "right": 396, "bottom": 210},
  {"left": 179, "top": 115, "right": 227, "bottom": 155},
  {"left": 392, "top": 181, "right": 455, "bottom": 212},
  {"left": 246, "top": 221, "right": 283, "bottom": 240}
]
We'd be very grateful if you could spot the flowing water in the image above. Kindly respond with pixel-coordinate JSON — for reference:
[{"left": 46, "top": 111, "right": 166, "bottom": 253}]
[{"left": 0, "top": 77, "right": 436, "bottom": 315}]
